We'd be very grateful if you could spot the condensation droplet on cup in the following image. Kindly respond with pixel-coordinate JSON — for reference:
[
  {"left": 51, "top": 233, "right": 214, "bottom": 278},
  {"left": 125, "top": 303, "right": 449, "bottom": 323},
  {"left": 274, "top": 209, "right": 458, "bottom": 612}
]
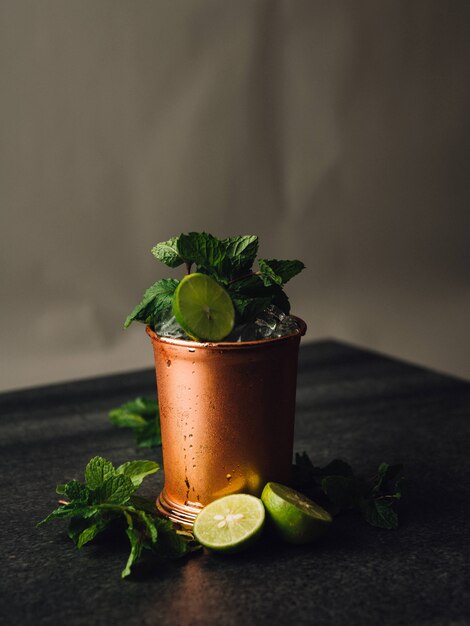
[
  {"left": 226, "top": 474, "right": 232, "bottom": 480},
  {"left": 188, "top": 348, "right": 195, "bottom": 353},
  {"left": 166, "top": 360, "right": 171, "bottom": 367}
]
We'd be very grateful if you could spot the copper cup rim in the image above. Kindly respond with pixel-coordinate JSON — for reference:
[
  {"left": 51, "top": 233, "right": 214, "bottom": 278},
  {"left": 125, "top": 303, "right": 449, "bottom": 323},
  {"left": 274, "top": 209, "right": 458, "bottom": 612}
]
[{"left": 146, "top": 316, "right": 307, "bottom": 351}]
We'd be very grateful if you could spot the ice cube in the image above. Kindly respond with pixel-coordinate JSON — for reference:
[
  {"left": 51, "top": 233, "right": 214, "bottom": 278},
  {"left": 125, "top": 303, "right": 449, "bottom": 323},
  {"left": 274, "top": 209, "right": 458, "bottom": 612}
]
[
  {"left": 273, "top": 316, "right": 300, "bottom": 337},
  {"left": 155, "top": 308, "right": 189, "bottom": 339},
  {"left": 257, "top": 304, "right": 286, "bottom": 329}
]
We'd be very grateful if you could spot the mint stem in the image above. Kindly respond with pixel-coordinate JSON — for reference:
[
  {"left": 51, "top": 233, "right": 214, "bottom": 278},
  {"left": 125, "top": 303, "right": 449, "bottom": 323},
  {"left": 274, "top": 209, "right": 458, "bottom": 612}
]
[{"left": 228, "top": 271, "right": 260, "bottom": 285}]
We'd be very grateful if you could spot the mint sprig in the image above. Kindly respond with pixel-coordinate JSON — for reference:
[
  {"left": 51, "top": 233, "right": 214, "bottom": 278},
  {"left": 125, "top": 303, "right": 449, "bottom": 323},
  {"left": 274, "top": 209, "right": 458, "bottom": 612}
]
[
  {"left": 109, "top": 397, "right": 161, "bottom": 448},
  {"left": 125, "top": 232, "right": 305, "bottom": 330},
  {"left": 293, "top": 453, "right": 405, "bottom": 530},
  {"left": 124, "top": 279, "right": 178, "bottom": 329},
  {"left": 38, "top": 456, "right": 199, "bottom": 578}
]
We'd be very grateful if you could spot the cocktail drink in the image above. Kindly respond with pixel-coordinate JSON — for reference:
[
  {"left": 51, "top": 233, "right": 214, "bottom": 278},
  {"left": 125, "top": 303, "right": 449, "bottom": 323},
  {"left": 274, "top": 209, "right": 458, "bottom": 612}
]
[
  {"left": 147, "top": 316, "right": 306, "bottom": 526},
  {"left": 126, "top": 233, "right": 306, "bottom": 527}
]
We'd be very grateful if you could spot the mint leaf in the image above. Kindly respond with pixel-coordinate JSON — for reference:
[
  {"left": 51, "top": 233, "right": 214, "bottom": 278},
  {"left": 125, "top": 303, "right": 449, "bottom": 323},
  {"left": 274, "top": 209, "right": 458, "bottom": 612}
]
[
  {"left": 122, "top": 526, "right": 143, "bottom": 578},
  {"left": 152, "top": 517, "right": 197, "bottom": 559},
  {"left": 38, "top": 503, "right": 97, "bottom": 525},
  {"left": 127, "top": 232, "right": 306, "bottom": 330},
  {"left": 292, "top": 454, "right": 353, "bottom": 489},
  {"left": 67, "top": 515, "right": 110, "bottom": 546},
  {"left": 321, "top": 475, "right": 367, "bottom": 510},
  {"left": 85, "top": 457, "right": 116, "bottom": 490},
  {"left": 109, "top": 412, "right": 148, "bottom": 430},
  {"left": 135, "top": 510, "right": 158, "bottom": 544},
  {"left": 109, "top": 397, "right": 161, "bottom": 448},
  {"left": 292, "top": 452, "right": 405, "bottom": 530},
  {"left": 115, "top": 397, "right": 158, "bottom": 417},
  {"left": 124, "top": 279, "right": 179, "bottom": 328},
  {"left": 270, "top": 286, "right": 291, "bottom": 314},
  {"left": 372, "top": 463, "right": 404, "bottom": 494},
  {"left": 93, "top": 474, "right": 136, "bottom": 505},
  {"left": 221, "top": 235, "right": 258, "bottom": 274},
  {"left": 151, "top": 237, "right": 183, "bottom": 268},
  {"left": 76, "top": 517, "right": 110, "bottom": 548},
  {"left": 116, "top": 460, "right": 160, "bottom": 488},
  {"left": 360, "top": 499, "right": 398, "bottom": 530},
  {"left": 56, "top": 480, "right": 90, "bottom": 502},
  {"left": 258, "top": 259, "right": 305, "bottom": 285},
  {"left": 231, "top": 295, "right": 272, "bottom": 323},
  {"left": 228, "top": 274, "right": 291, "bottom": 321},
  {"left": 177, "top": 232, "right": 226, "bottom": 279},
  {"left": 318, "top": 459, "right": 354, "bottom": 478},
  {"left": 129, "top": 495, "right": 160, "bottom": 515},
  {"left": 258, "top": 259, "right": 283, "bottom": 286},
  {"left": 39, "top": 455, "right": 199, "bottom": 579}
]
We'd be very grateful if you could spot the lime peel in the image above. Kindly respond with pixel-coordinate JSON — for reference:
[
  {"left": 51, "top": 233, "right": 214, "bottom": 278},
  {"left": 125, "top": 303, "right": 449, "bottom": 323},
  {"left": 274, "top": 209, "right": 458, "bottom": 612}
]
[{"left": 261, "top": 482, "right": 332, "bottom": 544}]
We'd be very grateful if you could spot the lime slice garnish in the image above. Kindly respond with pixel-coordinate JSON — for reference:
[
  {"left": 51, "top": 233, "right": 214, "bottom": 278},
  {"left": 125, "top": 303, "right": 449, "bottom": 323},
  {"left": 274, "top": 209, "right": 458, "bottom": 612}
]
[
  {"left": 193, "top": 494, "right": 265, "bottom": 553},
  {"left": 261, "top": 482, "right": 332, "bottom": 544},
  {"left": 172, "top": 273, "right": 235, "bottom": 341}
]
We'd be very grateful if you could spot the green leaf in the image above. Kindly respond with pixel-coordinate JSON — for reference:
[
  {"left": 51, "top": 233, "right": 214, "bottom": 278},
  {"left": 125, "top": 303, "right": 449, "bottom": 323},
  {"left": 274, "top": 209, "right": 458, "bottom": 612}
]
[
  {"left": 76, "top": 516, "right": 110, "bottom": 548},
  {"left": 228, "top": 274, "right": 291, "bottom": 320},
  {"left": 116, "top": 397, "right": 158, "bottom": 417},
  {"left": 122, "top": 526, "right": 143, "bottom": 578},
  {"left": 258, "top": 259, "right": 305, "bottom": 285},
  {"left": 68, "top": 516, "right": 94, "bottom": 544},
  {"left": 85, "top": 457, "right": 116, "bottom": 490},
  {"left": 56, "top": 480, "right": 90, "bottom": 502},
  {"left": 93, "top": 474, "right": 136, "bottom": 504},
  {"left": 152, "top": 517, "right": 194, "bottom": 559},
  {"left": 221, "top": 235, "right": 259, "bottom": 274},
  {"left": 318, "top": 459, "right": 354, "bottom": 478},
  {"left": 40, "top": 455, "right": 197, "bottom": 579},
  {"left": 151, "top": 237, "right": 183, "bottom": 268},
  {"left": 375, "top": 462, "right": 403, "bottom": 487},
  {"left": 270, "top": 286, "right": 291, "bottom": 314},
  {"left": 134, "top": 421, "right": 162, "bottom": 448},
  {"left": 320, "top": 475, "right": 368, "bottom": 511},
  {"left": 38, "top": 503, "right": 97, "bottom": 526},
  {"left": 124, "top": 278, "right": 179, "bottom": 328},
  {"left": 135, "top": 510, "right": 158, "bottom": 544},
  {"left": 360, "top": 499, "right": 399, "bottom": 530},
  {"left": 116, "top": 460, "right": 160, "bottom": 488},
  {"left": 177, "top": 232, "right": 226, "bottom": 278},
  {"left": 109, "top": 411, "right": 148, "bottom": 430},
  {"left": 231, "top": 295, "right": 272, "bottom": 324},
  {"left": 109, "top": 397, "right": 161, "bottom": 448},
  {"left": 258, "top": 259, "right": 283, "bottom": 286},
  {"left": 129, "top": 495, "right": 159, "bottom": 515}
]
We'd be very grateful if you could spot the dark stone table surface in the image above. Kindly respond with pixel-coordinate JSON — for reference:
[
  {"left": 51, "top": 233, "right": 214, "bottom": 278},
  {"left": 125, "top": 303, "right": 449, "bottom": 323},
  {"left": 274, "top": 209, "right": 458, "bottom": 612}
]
[{"left": 1, "top": 340, "right": 469, "bottom": 626}]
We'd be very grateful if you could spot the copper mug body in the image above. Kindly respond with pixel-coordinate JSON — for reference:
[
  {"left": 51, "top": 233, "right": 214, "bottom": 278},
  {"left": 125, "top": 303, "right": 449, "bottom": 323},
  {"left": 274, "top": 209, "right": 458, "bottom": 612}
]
[{"left": 147, "top": 319, "right": 306, "bottom": 527}]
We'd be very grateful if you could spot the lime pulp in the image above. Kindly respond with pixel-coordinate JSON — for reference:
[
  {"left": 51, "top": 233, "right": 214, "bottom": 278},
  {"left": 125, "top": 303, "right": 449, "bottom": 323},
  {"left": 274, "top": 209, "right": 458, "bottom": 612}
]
[
  {"left": 193, "top": 494, "right": 265, "bottom": 553},
  {"left": 172, "top": 273, "right": 235, "bottom": 341}
]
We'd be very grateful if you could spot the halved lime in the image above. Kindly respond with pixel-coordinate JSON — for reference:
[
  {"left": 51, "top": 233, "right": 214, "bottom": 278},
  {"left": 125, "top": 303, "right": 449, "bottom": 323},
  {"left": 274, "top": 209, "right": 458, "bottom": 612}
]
[
  {"left": 193, "top": 494, "right": 265, "bottom": 553},
  {"left": 261, "top": 482, "right": 332, "bottom": 544},
  {"left": 172, "top": 273, "right": 235, "bottom": 341}
]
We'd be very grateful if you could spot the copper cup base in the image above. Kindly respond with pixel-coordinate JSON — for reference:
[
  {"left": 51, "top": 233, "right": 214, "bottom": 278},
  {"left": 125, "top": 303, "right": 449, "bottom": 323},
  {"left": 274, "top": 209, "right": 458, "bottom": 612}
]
[{"left": 156, "top": 489, "right": 204, "bottom": 528}]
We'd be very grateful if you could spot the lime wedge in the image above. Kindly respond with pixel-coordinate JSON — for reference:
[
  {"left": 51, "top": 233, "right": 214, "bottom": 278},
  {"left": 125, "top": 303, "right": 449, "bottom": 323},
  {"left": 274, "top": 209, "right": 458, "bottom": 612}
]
[
  {"left": 261, "top": 482, "right": 332, "bottom": 544},
  {"left": 193, "top": 494, "right": 265, "bottom": 553},
  {"left": 172, "top": 273, "right": 235, "bottom": 341}
]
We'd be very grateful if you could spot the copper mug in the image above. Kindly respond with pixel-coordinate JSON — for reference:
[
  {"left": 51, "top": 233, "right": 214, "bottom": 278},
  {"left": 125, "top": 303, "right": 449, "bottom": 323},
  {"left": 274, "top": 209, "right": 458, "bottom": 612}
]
[{"left": 147, "top": 318, "right": 306, "bottom": 527}]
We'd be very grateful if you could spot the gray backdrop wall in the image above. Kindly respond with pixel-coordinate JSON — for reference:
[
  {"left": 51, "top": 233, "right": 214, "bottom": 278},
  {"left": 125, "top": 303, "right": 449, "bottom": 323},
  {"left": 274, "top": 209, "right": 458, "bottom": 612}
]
[{"left": 1, "top": 0, "right": 469, "bottom": 391}]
